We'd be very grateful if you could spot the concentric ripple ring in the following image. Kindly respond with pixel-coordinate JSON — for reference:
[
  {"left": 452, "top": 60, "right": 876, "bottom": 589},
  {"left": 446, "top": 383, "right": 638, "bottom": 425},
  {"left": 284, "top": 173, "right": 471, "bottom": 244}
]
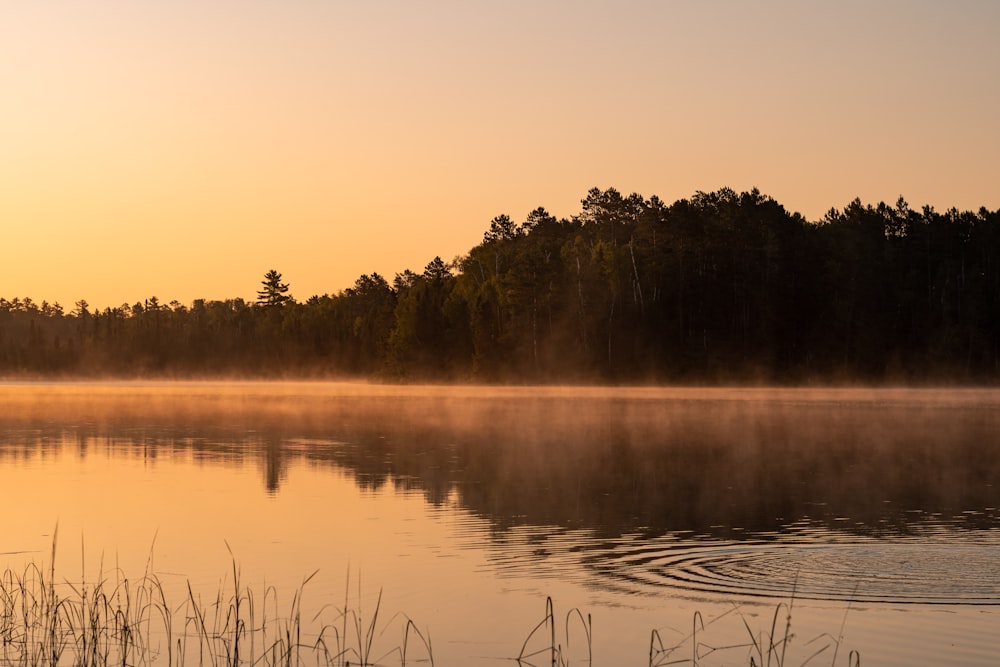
[{"left": 584, "top": 540, "right": 1000, "bottom": 605}]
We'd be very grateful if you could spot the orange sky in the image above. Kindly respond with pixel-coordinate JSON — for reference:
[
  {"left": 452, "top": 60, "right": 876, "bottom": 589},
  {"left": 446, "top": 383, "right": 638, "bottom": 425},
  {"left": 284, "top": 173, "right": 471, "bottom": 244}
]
[{"left": 2, "top": 1, "right": 998, "bottom": 310}]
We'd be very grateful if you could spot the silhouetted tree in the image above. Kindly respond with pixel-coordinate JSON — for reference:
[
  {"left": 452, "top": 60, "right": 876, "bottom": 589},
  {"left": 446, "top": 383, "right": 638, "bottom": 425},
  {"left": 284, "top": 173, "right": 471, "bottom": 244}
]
[
  {"left": 256, "top": 269, "right": 291, "bottom": 307},
  {"left": 2, "top": 189, "right": 999, "bottom": 381}
]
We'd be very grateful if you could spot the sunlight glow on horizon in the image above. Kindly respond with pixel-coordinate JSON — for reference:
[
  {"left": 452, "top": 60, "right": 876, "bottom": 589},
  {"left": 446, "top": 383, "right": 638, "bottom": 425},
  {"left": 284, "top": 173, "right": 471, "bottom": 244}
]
[{"left": 2, "top": 1, "right": 998, "bottom": 309}]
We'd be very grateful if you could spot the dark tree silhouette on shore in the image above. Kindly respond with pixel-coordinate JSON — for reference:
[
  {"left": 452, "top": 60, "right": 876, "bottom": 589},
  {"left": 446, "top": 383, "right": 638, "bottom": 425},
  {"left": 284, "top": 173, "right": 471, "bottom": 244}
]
[{"left": 2, "top": 188, "right": 999, "bottom": 382}]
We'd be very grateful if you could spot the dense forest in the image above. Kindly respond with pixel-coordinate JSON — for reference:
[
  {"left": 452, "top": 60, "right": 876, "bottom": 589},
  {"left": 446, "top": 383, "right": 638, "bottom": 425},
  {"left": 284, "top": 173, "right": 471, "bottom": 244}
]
[{"left": 3, "top": 187, "right": 1000, "bottom": 382}]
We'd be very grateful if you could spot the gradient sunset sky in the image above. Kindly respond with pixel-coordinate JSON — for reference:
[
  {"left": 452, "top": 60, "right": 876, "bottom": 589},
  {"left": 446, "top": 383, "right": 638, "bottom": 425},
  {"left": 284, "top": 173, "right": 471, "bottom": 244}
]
[{"left": 3, "top": 1, "right": 998, "bottom": 309}]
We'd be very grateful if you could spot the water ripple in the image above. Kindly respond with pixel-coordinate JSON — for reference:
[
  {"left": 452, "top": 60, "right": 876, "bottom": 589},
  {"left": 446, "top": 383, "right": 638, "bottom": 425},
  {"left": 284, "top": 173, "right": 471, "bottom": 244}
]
[{"left": 581, "top": 538, "right": 1000, "bottom": 604}]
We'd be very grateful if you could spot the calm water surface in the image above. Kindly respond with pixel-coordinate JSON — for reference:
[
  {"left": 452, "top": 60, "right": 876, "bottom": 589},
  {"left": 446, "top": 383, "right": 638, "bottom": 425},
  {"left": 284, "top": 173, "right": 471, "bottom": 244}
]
[{"left": 1, "top": 382, "right": 998, "bottom": 665}]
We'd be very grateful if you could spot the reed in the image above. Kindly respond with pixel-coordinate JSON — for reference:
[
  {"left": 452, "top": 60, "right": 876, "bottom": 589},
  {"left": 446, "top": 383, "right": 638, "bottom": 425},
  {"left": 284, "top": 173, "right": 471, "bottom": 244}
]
[
  {"left": 645, "top": 600, "right": 859, "bottom": 667},
  {"left": 516, "top": 596, "right": 593, "bottom": 667},
  {"left": 0, "top": 538, "right": 854, "bottom": 667},
  {"left": 512, "top": 596, "right": 858, "bottom": 667},
  {"left": 0, "top": 536, "right": 434, "bottom": 667}
]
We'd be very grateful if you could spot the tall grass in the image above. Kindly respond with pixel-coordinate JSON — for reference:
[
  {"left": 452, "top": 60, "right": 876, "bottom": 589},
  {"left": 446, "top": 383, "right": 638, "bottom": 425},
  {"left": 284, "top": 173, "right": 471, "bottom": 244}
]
[
  {"left": 515, "top": 597, "right": 859, "bottom": 667},
  {"left": 0, "top": 537, "right": 854, "bottom": 666},
  {"left": 0, "top": 534, "right": 434, "bottom": 667}
]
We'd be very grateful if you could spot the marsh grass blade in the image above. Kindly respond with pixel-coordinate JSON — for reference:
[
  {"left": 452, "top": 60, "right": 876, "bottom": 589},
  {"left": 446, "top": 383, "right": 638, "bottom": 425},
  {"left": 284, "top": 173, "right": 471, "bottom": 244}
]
[{"left": 0, "top": 536, "right": 856, "bottom": 667}]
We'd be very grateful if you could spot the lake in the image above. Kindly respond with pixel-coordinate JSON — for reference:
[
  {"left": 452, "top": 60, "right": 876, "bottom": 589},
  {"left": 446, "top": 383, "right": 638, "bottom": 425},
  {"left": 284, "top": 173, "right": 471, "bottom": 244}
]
[{"left": 1, "top": 381, "right": 998, "bottom": 665}]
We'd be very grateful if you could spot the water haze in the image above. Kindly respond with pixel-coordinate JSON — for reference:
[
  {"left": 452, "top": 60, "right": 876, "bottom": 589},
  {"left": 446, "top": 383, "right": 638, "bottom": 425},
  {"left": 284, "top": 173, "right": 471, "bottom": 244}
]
[{"left": 1, "top": 381, "right": 998, "bottom": 665}]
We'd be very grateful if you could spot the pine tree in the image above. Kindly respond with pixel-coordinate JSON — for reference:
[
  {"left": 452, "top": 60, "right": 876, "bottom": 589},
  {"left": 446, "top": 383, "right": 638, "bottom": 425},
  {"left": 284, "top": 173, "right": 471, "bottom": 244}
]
[{"left": 256, "top": 269, "right": 291, "bottom": 307}]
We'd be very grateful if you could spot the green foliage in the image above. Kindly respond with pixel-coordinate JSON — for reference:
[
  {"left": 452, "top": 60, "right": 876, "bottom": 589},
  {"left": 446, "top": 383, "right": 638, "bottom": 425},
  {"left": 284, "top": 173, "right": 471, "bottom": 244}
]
[{"left": 2, "top": 189, "right": 1000, "bottom": 381}]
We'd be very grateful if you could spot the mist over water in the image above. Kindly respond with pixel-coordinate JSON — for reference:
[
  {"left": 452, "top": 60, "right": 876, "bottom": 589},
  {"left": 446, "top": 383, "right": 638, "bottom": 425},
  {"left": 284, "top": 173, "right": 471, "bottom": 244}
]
[{"left": 1, "top": 381, "right": 998, "bottom": 665}]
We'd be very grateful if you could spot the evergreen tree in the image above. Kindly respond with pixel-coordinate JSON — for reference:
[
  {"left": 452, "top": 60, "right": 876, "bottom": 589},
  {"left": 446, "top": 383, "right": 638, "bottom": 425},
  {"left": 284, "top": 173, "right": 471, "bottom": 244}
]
[{"left": 256, "top": 269, "right": 292, "bottom": 307}]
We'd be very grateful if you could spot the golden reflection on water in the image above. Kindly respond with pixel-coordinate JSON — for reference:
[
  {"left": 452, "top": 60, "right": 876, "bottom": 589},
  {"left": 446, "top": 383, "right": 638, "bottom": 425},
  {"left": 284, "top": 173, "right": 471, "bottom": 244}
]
[{"left": 1, "top": 381, "right": 1000, "bottom": 666}]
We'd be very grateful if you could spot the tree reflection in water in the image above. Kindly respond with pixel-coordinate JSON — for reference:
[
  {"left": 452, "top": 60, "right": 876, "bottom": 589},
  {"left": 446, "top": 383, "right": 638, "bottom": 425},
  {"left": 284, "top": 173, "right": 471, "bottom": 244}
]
[{"left": 2, "top": 384, "right": 998, "bottom": 539}]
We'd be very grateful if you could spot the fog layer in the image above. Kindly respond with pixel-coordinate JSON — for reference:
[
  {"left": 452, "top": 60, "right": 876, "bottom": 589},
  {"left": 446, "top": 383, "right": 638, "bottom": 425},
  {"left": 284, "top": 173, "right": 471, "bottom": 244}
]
[{"left": 4, "top": 382, "right": 997, "bottom": 537}]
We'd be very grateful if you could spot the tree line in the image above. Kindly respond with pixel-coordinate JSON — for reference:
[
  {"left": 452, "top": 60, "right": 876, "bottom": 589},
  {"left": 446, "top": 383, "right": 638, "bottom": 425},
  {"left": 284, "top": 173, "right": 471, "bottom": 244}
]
[{"left": 3, "top": 187, "right": 999, "bottom": 382}]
